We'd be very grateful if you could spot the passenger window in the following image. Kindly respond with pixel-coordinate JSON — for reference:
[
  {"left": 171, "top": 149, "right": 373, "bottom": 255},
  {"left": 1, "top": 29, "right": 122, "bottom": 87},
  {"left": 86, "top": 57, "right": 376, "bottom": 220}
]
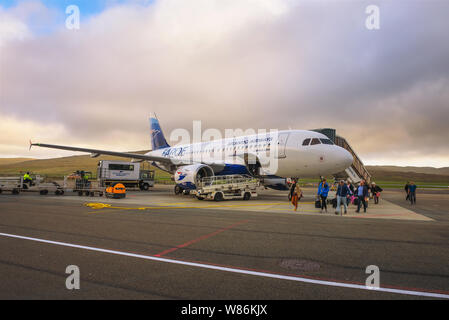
[
  {"left": 302, "top": 138, "right": 311, "bottom": 146},
  {"left": 310, "top": 138, "right": 321, "bottom": 145},
  {"left": 320, "top": 138, "right": 334, "bottom": 145}
]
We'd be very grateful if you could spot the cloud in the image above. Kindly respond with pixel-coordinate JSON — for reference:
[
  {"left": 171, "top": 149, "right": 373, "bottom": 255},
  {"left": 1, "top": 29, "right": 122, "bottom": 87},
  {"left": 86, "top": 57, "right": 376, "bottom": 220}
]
[
  {"left": 0, "top": 0, "right": 449, "bottom": 166},
  {"left": 0, "top": 6, "right": 30, "bottom": 46}
]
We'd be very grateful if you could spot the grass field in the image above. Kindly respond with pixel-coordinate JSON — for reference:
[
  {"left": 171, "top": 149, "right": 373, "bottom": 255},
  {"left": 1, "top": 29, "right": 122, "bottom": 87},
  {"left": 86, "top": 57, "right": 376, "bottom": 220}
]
[
  {"left": 0, "top": 155, "right": 448, "bottom": 188},
  {"left": 0, "top": 153, "right": 173, "bottom": 182}
]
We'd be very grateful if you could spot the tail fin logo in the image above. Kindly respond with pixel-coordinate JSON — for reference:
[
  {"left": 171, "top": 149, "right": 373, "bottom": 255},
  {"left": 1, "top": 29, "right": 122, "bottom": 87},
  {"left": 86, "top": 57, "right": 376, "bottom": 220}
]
[
  {"left": 149, "top": 116, "right": 170, "bottom": 150},
  {"left": 150, "top": 129, "right": 161, "bottom": 138}
]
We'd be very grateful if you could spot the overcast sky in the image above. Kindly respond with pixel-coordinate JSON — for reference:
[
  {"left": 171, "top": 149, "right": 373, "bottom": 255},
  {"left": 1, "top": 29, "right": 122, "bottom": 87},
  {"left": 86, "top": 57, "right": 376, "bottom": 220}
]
[{"left": 1, "top": 0, "right": 449, "bottom": 167}]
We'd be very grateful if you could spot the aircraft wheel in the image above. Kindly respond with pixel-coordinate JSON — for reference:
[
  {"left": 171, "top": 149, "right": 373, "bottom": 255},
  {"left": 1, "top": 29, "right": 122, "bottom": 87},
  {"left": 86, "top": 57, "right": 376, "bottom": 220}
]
[{"left": 174, "top": 185, "right": 183, "bottom": 195}]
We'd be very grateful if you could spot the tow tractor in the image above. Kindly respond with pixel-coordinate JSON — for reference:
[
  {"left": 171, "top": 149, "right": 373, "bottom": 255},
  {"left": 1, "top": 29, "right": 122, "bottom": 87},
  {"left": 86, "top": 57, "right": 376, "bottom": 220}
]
[
  {"left": 21, "top": 175, "right": 65, "bottom": 195},
  {"left": 194, "top": 175, "right": 259, "bottom": 201}
]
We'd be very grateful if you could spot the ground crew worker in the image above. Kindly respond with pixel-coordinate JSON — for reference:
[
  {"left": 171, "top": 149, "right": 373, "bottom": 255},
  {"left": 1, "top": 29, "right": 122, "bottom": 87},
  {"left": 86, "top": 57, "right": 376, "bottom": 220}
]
[
  {"left": 23, "top": 172, "right": 32, "bottom": 186},
  {"left": 82, "top": 172, "right": 90, "bottom": 188}
]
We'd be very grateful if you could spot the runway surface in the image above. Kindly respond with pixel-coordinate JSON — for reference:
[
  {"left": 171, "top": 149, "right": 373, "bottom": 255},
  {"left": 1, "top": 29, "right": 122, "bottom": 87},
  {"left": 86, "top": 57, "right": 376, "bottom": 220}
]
[{"left": 0, "top": 187, "right": 448, "bottom": 299}]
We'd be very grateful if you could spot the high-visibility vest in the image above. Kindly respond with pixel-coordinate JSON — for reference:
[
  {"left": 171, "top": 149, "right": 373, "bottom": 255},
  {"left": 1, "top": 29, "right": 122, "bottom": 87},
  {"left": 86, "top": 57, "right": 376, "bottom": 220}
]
[{"left": 23, "top": 174, "right": 31, "bottom": 180}]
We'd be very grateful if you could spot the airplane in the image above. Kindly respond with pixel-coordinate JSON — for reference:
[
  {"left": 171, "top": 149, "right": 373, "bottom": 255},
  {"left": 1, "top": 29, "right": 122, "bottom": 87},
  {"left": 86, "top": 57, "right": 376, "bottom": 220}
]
[{"left": 30, "top": 114, "right": 354, "bottom": 193}]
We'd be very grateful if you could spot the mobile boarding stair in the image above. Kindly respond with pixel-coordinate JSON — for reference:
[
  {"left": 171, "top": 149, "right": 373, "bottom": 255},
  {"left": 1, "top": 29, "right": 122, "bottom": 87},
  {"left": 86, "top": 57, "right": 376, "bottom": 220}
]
[
  {"left": 334, "top": 135, "right": 371, "bottom": 184},
  {"left": 195, "top": 175, "right": 260, "bottom": 201},
  {"left": 312, "top": 128, "right": 371, "bottom": 184}
]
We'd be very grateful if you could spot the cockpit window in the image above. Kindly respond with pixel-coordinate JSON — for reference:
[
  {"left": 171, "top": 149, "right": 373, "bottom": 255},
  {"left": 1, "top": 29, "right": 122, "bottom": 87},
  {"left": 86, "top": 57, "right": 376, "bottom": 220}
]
[
  {"left": 302, "top": 138, "right": 311, "bottom": 146},
  {"left": 320, "top": 138, "right": 334, "bottom": 145},
  {"left": 310, "top": 138, "right": 321, "bottom": 145}
]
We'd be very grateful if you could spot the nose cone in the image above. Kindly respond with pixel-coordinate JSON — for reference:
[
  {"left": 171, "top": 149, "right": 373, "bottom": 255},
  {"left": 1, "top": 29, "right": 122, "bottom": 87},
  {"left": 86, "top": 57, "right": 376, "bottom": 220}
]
[{"left": 340, "top": 148, "right": 354, "bottom": 169}]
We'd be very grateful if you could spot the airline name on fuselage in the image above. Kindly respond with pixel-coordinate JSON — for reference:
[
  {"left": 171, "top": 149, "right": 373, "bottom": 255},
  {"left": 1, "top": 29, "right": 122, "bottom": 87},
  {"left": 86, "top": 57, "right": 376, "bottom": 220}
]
[{"left": 161, "top": 136, "right": 273, "bottom": 157}]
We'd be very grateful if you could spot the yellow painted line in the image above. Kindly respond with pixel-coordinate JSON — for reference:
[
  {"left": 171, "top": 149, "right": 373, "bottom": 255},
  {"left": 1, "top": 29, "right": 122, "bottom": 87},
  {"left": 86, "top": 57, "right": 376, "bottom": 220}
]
[{"left": 85, "top": 202, "right": 316, "bottom": 212}]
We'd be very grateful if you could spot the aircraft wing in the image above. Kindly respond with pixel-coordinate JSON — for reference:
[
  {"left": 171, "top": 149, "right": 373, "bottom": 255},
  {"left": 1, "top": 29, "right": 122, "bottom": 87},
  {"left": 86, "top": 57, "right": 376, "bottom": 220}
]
[{"left": 30, "top": 142, "right": 172, "bottom": 163}]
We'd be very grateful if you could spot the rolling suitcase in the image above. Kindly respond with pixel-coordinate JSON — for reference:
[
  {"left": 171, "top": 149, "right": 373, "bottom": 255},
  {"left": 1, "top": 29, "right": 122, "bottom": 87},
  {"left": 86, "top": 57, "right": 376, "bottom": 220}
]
[{"left": 315, "top": 198, "right": 321, "bottom": 208}]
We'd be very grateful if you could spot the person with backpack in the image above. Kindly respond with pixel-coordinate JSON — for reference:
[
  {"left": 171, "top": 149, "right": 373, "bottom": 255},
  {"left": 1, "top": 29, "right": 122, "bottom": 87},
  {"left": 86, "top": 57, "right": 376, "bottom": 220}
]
[{"left": 317, "top": 178, "right": 330, "bottom": 213}]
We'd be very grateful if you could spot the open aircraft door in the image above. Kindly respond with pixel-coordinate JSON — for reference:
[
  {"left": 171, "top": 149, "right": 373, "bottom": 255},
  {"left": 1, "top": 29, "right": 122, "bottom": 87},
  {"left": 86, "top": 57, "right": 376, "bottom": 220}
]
[{"left": 277, "top": 132, "right": 290, "bottom": 158}]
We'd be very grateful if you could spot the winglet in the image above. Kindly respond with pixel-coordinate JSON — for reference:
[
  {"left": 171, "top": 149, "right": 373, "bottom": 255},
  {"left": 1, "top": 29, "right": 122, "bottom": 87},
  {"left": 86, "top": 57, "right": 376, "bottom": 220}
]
[{"left": 29, "top": 140, "right": 33, "bottom": 150}]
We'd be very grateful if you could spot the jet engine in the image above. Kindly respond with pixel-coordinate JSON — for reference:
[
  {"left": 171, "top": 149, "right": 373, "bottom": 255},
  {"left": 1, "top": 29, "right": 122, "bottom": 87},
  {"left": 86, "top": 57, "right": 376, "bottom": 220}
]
[{"left": 174, "top": 164, "right": 214, "bottom": 190}]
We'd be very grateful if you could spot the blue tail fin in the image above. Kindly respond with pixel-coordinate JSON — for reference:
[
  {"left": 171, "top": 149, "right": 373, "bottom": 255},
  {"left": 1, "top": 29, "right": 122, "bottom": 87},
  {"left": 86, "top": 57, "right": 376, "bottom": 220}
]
[{"left": 150, "top": 114, "right": 170, "bottom": 150}]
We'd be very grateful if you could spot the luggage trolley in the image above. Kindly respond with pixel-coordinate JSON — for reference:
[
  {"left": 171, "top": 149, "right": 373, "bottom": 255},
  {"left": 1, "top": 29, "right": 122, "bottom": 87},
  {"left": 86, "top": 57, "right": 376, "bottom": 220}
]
[{"left": 195, "top": 175, "right": 259, "bottom": 201}]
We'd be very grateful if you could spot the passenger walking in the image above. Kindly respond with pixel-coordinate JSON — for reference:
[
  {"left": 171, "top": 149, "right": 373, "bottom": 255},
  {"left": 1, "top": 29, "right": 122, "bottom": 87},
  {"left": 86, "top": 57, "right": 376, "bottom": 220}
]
[
  {"left": 408, "top": 182, "right": 417, "bottom": 205},
  {"left": 405, "top": 182, "right": 410, "bottom": 201},
  {"left": 291, "top": 183, "right": 303, "bottom": 211},
  {"left": 346, "top": 180, "right": 354, "bottom": 205},
  {"left": 355, "top": 180, "right": 368, "bottom": 213},
  {"left": 336, "top": 180, "right": 350, "bottom": 215},
  {"left": 317, "top": 178, "right": 330, "bottom": 213},
  {"left": 371, "top": 182, "right": 383, "bottom": 204},
  {"left": 289, "top": 179, "right": 297, "bottom": 201}
]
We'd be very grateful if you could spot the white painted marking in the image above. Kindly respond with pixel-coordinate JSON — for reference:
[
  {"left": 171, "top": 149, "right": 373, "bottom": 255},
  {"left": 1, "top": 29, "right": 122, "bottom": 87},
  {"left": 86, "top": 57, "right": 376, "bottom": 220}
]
[{"left": 0, "top": 232, "right": 448, "bottom": 299}]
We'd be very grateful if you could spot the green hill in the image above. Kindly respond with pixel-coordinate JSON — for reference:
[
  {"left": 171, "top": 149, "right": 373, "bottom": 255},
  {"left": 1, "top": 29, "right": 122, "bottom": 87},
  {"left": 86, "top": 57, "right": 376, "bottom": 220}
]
[
  {"left": 0, "top": 152, "right": 172, "bottom": 182},
  {"left": 366, "top": 165, "right": 449, "bottom": 176},
  {"left": 0, "top": 158, "right": 36, "bottom": 165}
]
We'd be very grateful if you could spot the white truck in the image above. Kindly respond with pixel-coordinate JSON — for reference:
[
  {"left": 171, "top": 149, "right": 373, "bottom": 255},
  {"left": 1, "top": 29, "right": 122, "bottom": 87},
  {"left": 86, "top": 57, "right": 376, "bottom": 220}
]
[
  {"left": 194, "top": 175, "right": 259, "bottom": 201},
  {"left": 97, "top": 160, "right": 155, "bottom": 191}
]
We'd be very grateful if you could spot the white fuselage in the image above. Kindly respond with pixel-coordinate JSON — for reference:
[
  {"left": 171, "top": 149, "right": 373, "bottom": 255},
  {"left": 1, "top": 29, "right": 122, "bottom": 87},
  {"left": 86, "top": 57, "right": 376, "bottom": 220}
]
[{"left": 146, "top": 130, "right": 353, "bottom": 178}]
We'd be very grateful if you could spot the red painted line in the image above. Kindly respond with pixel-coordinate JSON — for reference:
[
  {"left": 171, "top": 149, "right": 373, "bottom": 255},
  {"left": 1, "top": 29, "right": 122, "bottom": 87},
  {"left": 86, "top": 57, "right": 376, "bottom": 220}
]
[{"left": 154, "top": 219, "right": 249, "bottom": 257}]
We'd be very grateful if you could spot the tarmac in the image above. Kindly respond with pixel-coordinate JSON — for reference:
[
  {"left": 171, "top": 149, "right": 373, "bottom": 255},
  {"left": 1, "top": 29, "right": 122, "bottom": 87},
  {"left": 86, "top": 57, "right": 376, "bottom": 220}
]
[{"left": 0, "top": 185, "right": 449, "bottom": 299}]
